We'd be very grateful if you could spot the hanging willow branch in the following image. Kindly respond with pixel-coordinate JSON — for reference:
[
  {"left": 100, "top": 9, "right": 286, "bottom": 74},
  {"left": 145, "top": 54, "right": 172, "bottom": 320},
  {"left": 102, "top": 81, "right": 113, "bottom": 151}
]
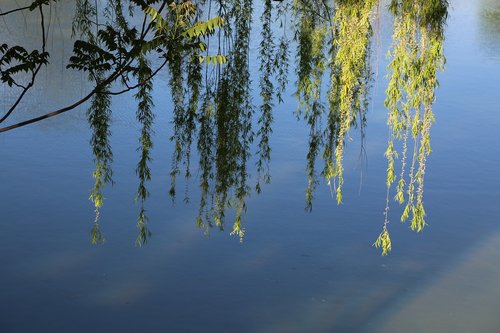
[
  {"left": 274, "top": 0, "right": 290, "bottom": 104},
  {"left": 88, "top": 82, "right": 113, "bottom": 245},
  {"left": 256, "top": 0, "right": 275, "bottom": 194},
  {"left": 134, "top": 55, "right": 154, "bottom": 246},
  {"left": 328, "top": 0, "right": 376, "bottom": 204},
  {"left": 293, "top": 0, "right": 375, "bottom": 210},
  {"left": 293, "top": 0, "right": 328, "bottom": 211},
  {"left": 375, "top": 0, "right": 447, "bottom": 255}
]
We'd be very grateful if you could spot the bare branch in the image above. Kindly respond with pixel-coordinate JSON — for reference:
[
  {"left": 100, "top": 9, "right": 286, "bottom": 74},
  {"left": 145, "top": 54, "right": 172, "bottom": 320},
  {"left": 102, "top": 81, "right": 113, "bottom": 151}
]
[{"left": 0, "top": 5, "right": 31, "bottom": 17}]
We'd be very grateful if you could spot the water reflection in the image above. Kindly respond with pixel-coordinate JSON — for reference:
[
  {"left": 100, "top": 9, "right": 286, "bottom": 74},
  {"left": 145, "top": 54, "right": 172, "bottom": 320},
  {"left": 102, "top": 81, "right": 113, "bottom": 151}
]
[
  {"left": 0, "top": 0, "right": 448, "bottom": 253},
  {"left": 370, "top": 231, "right": 500, "bottom": 333},
  {"left": 2, "top": 1, "right": 500, "bottom": 332}
]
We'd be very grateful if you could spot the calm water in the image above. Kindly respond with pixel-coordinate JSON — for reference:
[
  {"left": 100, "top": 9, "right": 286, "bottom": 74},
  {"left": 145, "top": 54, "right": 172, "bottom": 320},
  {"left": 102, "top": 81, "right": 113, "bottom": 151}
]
[{"left": 1, "top": 1, "right": 500, "bottom": 332}]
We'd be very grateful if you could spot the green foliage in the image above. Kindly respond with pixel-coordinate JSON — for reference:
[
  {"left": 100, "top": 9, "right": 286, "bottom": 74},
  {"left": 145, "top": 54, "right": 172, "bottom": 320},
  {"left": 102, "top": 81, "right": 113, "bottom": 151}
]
[
  {"left": 134, "top": 55, "right": 154, "bottom": 246},
  {"left": 292, "top": 0, "right": 374, "bottom": 209},
  {"left": 209, "top": 0, "right": 254, "bottom": 239},
  {"left": 293, "top": 0, "right": 329, "bottom": 211},
  {"left": 329, "top": 0, "right": 375, "bottom": 204},
  {"left": 184, "top": 16, "right": 226, "bottom": 38},
  {"left": 373, "top": 226, "right": 392, "bottom": 256},
  {"left": 161, "top": 1, "right": 225, "bottom": 205},
  {"left": 70, "top": 0, "right": 229, "bottom": 243},
  {"left": 88, "top": 82, "right": 113, "bottom": 245},
  {"left": 1, "top": 0, "right": 449, "bottom": 254},
  {"left": 378, "top": 0, "right": 447, "bottom": 254},
  {"left": 256, "top": 0, "right": 275, "bottom": 193},
  {"left": 274, "top": 35, "right": 290, "bottom": 104}
]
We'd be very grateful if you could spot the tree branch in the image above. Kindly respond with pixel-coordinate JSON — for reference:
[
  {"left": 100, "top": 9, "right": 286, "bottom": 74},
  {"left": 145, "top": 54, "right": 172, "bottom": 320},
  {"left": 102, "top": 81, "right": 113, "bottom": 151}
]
[
  {"left": 0, "top": 5, "right": 47, "bottom": 124},
  {"left": 107, "top": 58, "right": 168, "bottom": 96},
  {"left": 0, "top": 5, "right": 31, "bottom": 17}
]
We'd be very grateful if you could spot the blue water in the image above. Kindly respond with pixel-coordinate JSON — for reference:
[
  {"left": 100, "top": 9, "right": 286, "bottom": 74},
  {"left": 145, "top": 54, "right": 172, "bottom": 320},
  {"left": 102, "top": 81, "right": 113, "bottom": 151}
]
[{"left": 1, "top": 0, "right": 499, "bottom": 332}]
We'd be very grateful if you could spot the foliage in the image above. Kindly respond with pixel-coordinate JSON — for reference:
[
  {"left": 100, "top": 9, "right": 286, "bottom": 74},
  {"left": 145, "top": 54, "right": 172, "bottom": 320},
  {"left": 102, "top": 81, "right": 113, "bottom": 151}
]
[
  {"left": 0, "top": 0, "right": 448, "bottom": 254},
  {"left": 256, "top": 0, "right": 275, "bottom": 193},
  {"left": 134, "top": 55, "right": 154, "bottom": 246},
  {"left": 292, "top": 0, "right": 328, "bottom": 211},
  {"left": 376, "top": 0, "right": 447, "bottom": 255},
  {"left": 0, "top": 44, "right": 49, "bottom": 87},
  {"left": 292, "top": 0, "right": 374, "bottom": 209}
]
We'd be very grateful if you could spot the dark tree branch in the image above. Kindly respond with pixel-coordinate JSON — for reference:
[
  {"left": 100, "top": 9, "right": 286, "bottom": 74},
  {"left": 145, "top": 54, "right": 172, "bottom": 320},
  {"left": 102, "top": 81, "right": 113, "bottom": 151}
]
[
  {"left": 0, "top": 89, "right": 96, "bottom": 133},
  {"left": 0, "top": 5, "right": 31, "bottom": 17},
  {"left": 9, "top": 80, "right": 27, "bottom": 89},
  {"left": 0, "top": 5, "right": 47, "bottom": 124}
]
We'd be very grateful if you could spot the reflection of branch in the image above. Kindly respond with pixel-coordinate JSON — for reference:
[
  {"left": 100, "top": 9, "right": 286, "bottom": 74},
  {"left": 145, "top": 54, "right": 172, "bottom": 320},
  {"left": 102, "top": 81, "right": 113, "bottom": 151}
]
[
  {"left": 0, "top": 0, "right": 170, "bottom": 133},
  {"left": 0, "top": 4, "right": 31, "bottom": 17},
  {"left": 0, "top": 52, "right": 143, "bottom": 133},
  {"left": 0, "top": 89, "right": 96, "bottom": 133},
  {"left": 0, "top": 5, "right": 47, "bottom": 124},
  {"left": 0, "top": 57, "right": 143, "bottom": 132}
]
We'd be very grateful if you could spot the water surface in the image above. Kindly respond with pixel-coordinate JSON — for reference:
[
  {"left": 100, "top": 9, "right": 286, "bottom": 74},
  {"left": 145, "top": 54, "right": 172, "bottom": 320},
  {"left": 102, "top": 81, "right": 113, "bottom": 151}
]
[{"left": 1, "top": 0, "right": 500, "bottom": 332}]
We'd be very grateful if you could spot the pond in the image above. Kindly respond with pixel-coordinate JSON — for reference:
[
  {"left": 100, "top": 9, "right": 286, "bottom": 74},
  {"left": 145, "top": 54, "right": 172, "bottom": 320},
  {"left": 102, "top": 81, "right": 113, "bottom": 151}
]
[{"left": 1, "top": 0, "right": 499, "bottom": 332}]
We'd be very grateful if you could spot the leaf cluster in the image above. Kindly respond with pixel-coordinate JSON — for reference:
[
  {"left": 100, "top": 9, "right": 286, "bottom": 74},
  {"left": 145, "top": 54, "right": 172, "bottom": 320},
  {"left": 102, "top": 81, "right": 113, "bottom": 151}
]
[{"left": 0, "top": 44, "right": 49, "bottom": 87}]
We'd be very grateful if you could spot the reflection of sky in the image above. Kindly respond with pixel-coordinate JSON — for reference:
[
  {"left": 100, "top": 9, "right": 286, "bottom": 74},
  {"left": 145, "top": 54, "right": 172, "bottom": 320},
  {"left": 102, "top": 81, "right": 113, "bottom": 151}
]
[{"left": 368, "top": 232, "right": 500, "bottom": 333}]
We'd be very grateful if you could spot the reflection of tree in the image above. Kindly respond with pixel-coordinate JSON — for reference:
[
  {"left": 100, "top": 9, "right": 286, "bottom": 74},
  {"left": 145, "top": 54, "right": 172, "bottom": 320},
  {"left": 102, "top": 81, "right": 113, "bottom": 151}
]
[{"left": 0, "top": 0, "right": 449, "bottom": 254}]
